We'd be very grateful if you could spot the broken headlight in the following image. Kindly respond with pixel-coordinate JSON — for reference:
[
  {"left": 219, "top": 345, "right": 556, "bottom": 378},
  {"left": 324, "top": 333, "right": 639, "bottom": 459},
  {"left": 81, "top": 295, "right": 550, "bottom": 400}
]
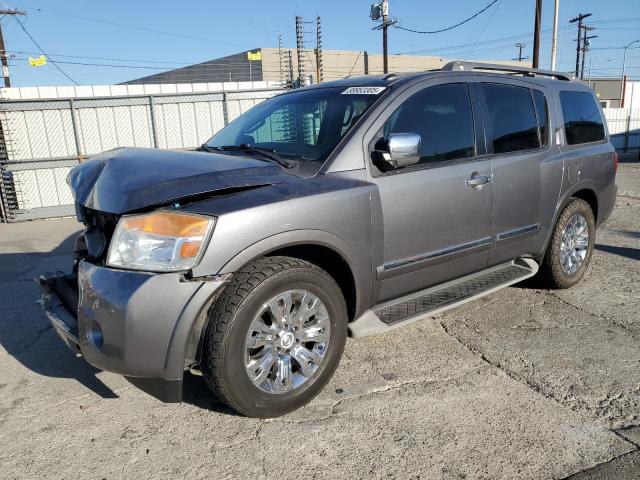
[{"left": 106, "top": 211, "right": 214, "bottom": 272}]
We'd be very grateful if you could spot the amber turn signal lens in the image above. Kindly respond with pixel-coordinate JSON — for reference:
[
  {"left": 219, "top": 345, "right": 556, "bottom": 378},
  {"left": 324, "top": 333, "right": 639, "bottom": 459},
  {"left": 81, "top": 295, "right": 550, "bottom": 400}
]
[
  {"left": 179, "top": 240, "right": 202, "bottom": 258},
  {"left": 121, "top": 211, "right": 210, "bottom": 237}
]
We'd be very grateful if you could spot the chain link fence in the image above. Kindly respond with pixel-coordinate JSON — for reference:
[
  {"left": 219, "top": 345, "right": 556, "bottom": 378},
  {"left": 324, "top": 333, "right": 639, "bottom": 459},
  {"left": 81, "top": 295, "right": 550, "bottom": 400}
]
[{"left": 0, "top": 87, "right": 283, "bottom": 222}]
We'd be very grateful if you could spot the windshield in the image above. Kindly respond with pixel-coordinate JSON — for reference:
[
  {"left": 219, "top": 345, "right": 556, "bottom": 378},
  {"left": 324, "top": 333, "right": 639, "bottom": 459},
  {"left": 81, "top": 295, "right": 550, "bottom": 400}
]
[{"left": 206, "top": 87, "right": 383, "bottom": 163}]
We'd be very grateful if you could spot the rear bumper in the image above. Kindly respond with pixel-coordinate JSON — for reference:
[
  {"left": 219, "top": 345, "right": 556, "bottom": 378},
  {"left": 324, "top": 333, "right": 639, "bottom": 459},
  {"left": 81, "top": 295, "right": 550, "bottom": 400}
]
[{"left": 37, "top": 262, "right": 227, "bottom": 403}]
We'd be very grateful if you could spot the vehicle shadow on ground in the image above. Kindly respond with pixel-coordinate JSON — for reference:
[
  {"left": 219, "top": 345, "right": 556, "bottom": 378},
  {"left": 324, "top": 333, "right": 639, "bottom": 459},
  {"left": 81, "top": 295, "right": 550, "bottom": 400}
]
[
  {"left": 181, "top": 372, "right": 243, "bottom": 416},
  {"left": 595, "top": 243, "right": 640, "bottom": 261},
  {"left": 0, "top": 231, "right": 119, "bottom": 399}
]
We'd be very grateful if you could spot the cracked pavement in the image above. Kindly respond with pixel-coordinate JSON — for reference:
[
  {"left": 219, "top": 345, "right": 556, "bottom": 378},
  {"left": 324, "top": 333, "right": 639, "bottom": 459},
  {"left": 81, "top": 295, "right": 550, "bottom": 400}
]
[{"left": 1, "top": 163, "right": 639, "bottom": 479}]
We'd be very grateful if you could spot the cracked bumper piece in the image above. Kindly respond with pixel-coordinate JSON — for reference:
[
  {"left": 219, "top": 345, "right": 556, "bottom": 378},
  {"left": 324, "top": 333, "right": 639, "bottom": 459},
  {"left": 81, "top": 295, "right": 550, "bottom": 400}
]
[{"left": 38, "top": 261, "right": 227, "bottom": 403}]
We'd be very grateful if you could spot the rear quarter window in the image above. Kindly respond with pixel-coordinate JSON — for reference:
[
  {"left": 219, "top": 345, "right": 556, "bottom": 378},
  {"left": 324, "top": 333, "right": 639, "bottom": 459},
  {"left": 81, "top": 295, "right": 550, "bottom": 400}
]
[
  {"left": 482, "top": 83, "right": 540, "bottom": 154},
  {"left": 559, "top": 91, "right": 605, "bottom": 145}
]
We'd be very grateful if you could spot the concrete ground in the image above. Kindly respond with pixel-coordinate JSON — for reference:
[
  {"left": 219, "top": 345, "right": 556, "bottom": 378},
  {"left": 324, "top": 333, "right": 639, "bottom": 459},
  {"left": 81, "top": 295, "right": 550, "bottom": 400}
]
[{"left": 1, "top": 164, "right": 639, "bottom": 480}]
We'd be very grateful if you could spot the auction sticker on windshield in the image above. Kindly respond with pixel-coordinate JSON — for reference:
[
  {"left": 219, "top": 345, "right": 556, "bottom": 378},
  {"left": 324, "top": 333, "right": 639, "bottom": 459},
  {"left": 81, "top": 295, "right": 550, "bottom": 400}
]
[{"left": 341, "top": 87, "right": 386, "bottom": 95}]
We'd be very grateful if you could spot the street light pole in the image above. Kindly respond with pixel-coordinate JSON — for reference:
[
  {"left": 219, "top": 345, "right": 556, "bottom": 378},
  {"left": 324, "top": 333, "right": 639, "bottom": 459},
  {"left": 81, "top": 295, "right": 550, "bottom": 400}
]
[
  {"left": 587, "top": 55, "right": 598, "bottom": 86},
  {"left": 550, "top": 0, "right": 560, "bottom": 70},
  {"left": 621, "top": 40, "right": 639, "bottom": 108}
]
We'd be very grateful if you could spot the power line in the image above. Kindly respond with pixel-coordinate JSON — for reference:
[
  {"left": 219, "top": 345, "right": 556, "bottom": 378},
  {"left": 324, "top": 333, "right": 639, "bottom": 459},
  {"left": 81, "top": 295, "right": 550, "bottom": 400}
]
[
  {"left": 397, "top": 15, "right": 640, "bottom": 56},
  {"left": 7, "top": 50, "right": 193, "bottom": 65},
  {"left": 465, "top": 0, "right": 502, "bottom": 59},
  {"left": 395, "top": 0, "right": 500, "bottom": 34},
  {"left": 12, "top": 16, "right": 78, "bottom": 85},
  {"left": 19, "top": 6, "right": 251, "bottom": 49},
  {"left": 398, "top": 26, "right": 573, "bottom": 55},
  {"left": 345, "top": 51, "right": 362, "bottom": 77}
]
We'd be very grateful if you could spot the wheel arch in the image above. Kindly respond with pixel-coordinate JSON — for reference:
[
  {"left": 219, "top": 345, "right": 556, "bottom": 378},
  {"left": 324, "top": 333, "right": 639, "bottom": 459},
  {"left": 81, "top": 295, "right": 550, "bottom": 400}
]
[
  {"left": 185, "top": 231, "right": 369, "bottom": 368},
  {"left": 263, "top": 244, "right": 357, "bottom": 321},
  {"left": 537, "top": 183, "right": 599, "bottom": 261},
  {"left": 216, "top": 230, "right": 369, "bottom": 320},
  {"left": 571, "top": 188, "right": 599, "bottom": 224}
]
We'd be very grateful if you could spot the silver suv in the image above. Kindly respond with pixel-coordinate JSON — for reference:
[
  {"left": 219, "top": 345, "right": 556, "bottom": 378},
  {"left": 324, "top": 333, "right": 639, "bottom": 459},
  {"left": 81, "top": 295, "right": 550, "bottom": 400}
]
[{"left": 39, "top": 62, "right": 617, "bottom": 417}]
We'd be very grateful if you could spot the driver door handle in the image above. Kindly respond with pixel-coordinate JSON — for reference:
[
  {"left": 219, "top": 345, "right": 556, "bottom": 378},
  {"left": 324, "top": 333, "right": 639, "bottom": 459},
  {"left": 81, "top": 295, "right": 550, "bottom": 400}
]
[{"left": 466, "top": 174, "right": 491, "bottom": 189}]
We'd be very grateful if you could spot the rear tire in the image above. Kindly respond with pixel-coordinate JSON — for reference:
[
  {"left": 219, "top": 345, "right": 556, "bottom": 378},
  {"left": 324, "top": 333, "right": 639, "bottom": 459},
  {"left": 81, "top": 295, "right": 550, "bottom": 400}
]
[
  {"left": 539, "top": 198, "right": 595, "bottom": 289},
  {"left": 201, "top": 256, "right": 347, "bottom": 418}
]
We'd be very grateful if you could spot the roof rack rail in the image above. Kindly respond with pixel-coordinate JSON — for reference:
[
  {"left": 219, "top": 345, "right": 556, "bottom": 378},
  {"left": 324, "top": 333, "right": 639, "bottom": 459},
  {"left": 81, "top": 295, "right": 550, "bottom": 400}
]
[{"left": 441, "top": 61, "right": 574, "bottom": 81}]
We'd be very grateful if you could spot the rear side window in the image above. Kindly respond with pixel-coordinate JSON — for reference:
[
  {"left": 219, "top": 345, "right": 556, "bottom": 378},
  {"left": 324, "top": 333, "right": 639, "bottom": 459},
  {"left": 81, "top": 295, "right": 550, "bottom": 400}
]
[
  {"left": 533, "top": 90, "right": 549, "bottom": 147},
  {"left": 560, "top": 91, "right": 605, "bottom": 145},
  {"left": 384, "top": 83, "right": 475, "bottom": 164},
  {"left": 482, "top": 84, "right": 540, "bottom": 154}
]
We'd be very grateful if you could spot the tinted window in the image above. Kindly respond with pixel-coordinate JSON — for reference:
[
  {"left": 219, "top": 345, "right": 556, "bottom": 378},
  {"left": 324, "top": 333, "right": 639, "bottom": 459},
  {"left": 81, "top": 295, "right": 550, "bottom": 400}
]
[
  {"left": 533, "top": 90, "right": 549, "bottom": 147},
  {"left": 207, "top": 87, "right": 380, "bottom": 162},
  {"left": 384, "top": 83, "right": 475, "bottom": 164},
  {"left": 483, "top": 84, "right": 540, "bottom": 154},
  {"left": 560, "top": 91, "right": 605, "bottom": 145}
]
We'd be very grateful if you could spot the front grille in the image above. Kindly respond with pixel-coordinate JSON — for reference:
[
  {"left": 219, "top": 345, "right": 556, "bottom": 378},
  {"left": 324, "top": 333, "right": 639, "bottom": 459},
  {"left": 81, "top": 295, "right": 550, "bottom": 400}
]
[{"left": 75, "top": 205, "right": 118, "bottom": 265}]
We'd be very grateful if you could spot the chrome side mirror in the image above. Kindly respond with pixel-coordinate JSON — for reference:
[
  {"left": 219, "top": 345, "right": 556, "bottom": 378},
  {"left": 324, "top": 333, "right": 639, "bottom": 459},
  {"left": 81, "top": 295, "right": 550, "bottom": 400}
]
[{"left": 375, "top": 133, "right": 422, "bottom": 169}]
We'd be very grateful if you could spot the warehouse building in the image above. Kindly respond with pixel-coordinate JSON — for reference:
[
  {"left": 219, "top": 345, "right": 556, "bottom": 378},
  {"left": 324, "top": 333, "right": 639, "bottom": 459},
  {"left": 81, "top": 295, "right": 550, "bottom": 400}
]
[{"left": 123, "top": 47, "right": 530, "bottom": 85}]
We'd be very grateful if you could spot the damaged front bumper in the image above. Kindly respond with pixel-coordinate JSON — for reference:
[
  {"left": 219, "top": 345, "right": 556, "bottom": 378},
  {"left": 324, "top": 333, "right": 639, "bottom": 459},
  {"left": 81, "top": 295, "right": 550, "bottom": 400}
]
[
  {"left": 38, "top": 273, "right": 82, "bottom": 355},
  {"left": 37, "top": 261, "right": 228, "bottom": 403}
]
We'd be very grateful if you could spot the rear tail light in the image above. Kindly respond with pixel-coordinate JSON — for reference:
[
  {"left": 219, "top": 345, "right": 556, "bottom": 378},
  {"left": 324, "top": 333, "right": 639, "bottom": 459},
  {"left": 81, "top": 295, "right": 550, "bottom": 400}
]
[{"left": 613, "top": 151, "right": 619, "bottom": 175}]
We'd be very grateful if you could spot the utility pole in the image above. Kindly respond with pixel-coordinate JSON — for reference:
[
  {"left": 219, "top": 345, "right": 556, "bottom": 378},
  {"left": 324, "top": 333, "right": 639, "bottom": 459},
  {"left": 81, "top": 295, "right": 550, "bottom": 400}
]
[
  {"left": 382, "top": 0, "right": 389, "bottom": 73},
  {"left": 580, "top": 25, "right": 597, "bottom": 80},
  {"left": 570, "top": 13, "right": 591, "bottom": 77},
  {"left": 370, "top": 1, "right": 396, "bottom": 74},
  {"left": 550, "top": 0, "right": 560, "bottom": 70},
  {"left": 0, "top": 9, "right": 26, "bottom": 88},
  {"left": 315, "top": 15, "right": 323, "bottom": 83},
  {"left": 514, "top": 43, "right": 527, "bottom": 62},
  {"left": 532, "top": 0, "right": 542, "bottom": 68},
  {"left": 295, "top": 16, "right": 305, "bottom": 85}
]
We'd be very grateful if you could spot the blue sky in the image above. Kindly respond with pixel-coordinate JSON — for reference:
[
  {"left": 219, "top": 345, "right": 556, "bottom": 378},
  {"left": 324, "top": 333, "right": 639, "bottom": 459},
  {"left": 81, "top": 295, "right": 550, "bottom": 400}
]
[{"left": 2, "top": 0, "right": 639, "bottom": 87}]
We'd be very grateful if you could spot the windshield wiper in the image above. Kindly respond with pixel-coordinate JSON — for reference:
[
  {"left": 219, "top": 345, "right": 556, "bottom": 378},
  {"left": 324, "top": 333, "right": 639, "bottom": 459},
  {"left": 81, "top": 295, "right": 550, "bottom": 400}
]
[
  {"left": 202, "top": 144, "right": 293, "bottom": 169},
  {"left": 197, "top": 144, "right": 220, "bottom": 154}
]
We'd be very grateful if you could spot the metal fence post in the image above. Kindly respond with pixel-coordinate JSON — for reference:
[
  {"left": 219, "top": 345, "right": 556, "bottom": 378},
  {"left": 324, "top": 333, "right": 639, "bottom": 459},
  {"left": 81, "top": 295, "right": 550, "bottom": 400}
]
[
  {"left": 623, "top": 113, "right": 631, "bottom": 153},
  {"left": 222, "top": 91, "right": 229, "bottom": 126},
  {"left": 0, "top": 110, "right": 14, "bottom": 222},
  {"left": 69, "top": 99, "right": 84, "bottom": 162},
  {"left": 149, "top": 95, "right": 159, "bottom": 148}
]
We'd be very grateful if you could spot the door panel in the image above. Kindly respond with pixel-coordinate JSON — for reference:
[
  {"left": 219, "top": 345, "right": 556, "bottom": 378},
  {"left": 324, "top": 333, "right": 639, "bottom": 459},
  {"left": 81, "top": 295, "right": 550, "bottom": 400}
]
[
  {"left": 366, "top": 81, "right": 493, "bottom": 303},
  {"left": 478, "top": 82, "right": 563, "bottom": 265},
  {"left": 371, "top": 160, "right": 493, "bottom": 302}
]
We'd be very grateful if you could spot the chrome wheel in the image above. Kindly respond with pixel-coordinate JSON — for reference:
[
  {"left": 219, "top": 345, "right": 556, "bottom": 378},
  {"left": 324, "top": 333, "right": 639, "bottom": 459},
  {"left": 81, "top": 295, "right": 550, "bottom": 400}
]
[
  {"left": 559, "top": 213, "right": 589, "bottom": 275},
  {"left": 244, "top": 289, "right": 331, "bottom": 394}
]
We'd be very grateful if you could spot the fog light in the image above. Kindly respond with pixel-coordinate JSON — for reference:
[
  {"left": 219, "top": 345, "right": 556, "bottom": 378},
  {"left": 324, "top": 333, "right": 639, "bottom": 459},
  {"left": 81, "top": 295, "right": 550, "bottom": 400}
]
[{"left": 86, "top": 321, "right": 104, "bottom": 348}]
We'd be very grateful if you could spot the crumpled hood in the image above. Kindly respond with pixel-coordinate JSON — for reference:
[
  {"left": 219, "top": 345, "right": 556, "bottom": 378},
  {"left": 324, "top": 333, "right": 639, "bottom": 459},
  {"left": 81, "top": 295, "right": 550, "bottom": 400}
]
[{"left": 68, "top": 147, "right": 298, "bottom": 214}]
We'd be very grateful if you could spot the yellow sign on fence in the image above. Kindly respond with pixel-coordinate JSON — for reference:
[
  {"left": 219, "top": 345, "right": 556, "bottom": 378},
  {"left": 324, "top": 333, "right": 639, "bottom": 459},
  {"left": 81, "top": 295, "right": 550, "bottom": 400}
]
[
  {"left": 28, "top": 55, "right": 47, "bottom": 67},
  {"left": 247, "top": 51, "right": 262, "bottom": 61}
]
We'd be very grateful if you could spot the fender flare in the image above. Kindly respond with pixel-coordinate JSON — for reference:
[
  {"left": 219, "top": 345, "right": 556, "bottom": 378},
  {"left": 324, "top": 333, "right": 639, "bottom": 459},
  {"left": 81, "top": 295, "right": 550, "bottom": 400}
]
[
  {"left": 537, "top": 180, "right": 599, "bottom": 260},
  {"left": 218, "top": 228, "right": 371, "bottom": 317},
  {"left": 169, "top": 229, "right": 372, "bottom": 376}
]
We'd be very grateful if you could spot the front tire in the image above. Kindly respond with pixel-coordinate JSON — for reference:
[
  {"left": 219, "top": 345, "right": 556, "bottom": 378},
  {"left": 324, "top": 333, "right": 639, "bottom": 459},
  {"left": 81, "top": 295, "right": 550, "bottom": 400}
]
[
  {"left": 201, "top": 256, "right": 347, "bottom": 418},
  {"left": 539, "top": 198, "right": 595, "bottom": 289}
]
